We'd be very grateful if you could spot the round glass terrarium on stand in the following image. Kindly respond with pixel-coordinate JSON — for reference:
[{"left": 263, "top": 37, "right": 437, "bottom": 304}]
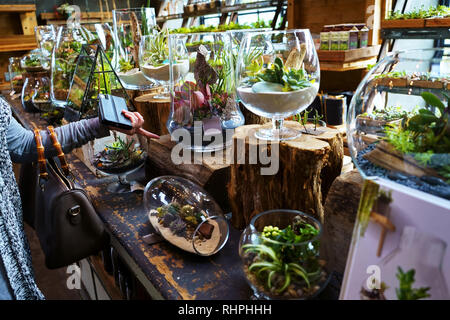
[
  {"left": 9, "top": 57, "right": 24, "bottom": 93},
  {"left": 112, "top": 7, "right": 157, "bottom": 90},
  {"left": 143, "top": 176, "right": 229, "bottom": 256},
  {"left": 236, "top": 29, "right": 320, "bottom": 141},
  {"left": 347, "top": 48, "right": 450, "bottom": 200},
  {"left": 239, "top": 209, "right": 329, "bottom": 300},
  {"left": 167, "top": 32, "right": 245, "bottom": 152},
  {"left": 88, "top": 132, "right": 147, "bottom": 194}
]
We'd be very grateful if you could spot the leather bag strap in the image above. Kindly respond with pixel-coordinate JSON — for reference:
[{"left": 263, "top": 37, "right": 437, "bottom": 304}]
[
  {"left": 33, "top": 128, "right": 48, "bottom": 181},
  {"left": 47, "top": 126, "right": 70, "bottom": 176}
]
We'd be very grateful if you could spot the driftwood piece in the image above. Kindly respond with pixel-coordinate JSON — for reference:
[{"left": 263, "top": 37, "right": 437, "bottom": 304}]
[
  {"left": 363, "top": 140, "right": 439, "bottom": 178},
  {"left": 134, "top": 93, "right": 170, "bottom": 136},
  {"left": 227, "top": 121, "right": 343, "bottom": 229},
  {"left": 322, "top": 170, "right": 363, "bottom": 275},
  {"left": 144, "top": 135, "right": 231, "bottom": 211}
]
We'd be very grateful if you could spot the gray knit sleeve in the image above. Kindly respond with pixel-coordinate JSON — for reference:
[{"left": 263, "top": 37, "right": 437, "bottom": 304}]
[{"left": 7, "top": 116, "right": 110, "bottom": 163}]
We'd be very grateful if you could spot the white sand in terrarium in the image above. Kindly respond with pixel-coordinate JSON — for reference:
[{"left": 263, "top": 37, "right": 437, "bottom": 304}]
[
  {"left": 237, "top": 83, "right": 319, "bottom": 118},
  {"left": 118, "top": 68, "right": 154, "bottom": 86},
  {"left": 141, "top": 60, "right": 189, "bottom": 82},
  {"left": 148, "top": 210, "right": 222, "bottom": 255}
]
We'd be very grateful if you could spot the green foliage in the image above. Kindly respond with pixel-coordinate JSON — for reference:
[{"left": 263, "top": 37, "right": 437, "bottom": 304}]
[
  {"left": 105, "top": 136, "right": 136, "bottom": 162},
  {"left": 396, "top": 267, "right": 430, "bottom": 300},
  {"left": 256, "top": 57, "right": 313, "bottom": 92},
  {"left": 119, "top": 58, "right": 134, "bottom": 72},
  {"left": 142, "top": 30, "right": 169, "bottom": 67},
  {"left": 387, "top": 5, "right": 450, "bottom": 20},
  {"left": 170, "top": 22, "right": 253, "bottom": 34},
  {"left": 362, "top": 105, "right": 410, "bottom": 121}
]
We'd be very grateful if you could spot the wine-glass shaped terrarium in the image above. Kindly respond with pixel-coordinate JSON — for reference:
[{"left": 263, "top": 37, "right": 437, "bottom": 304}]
[
  {"left": 139, "top": 31, "right": 172, "bottom": 99},
  {"left": 144, "top": 176, "right": 229, "bottom": 256},
  {"left": 167, "top": 32, "right": 244, "bottom": 152},
  {"left": 239, "top": 209, "right": 329, "bottom": 300},
  {"left": 236, "top": 29, "right": 320, "bottom": 140},
  {"left": 112, "top": 7, "right": 157, "bottom": 90},
  {"left": 347, "top": 48, "right": 450, "bottom": 201}
]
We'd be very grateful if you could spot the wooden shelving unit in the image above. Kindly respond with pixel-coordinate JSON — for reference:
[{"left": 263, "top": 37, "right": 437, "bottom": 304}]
[
  {"left": 0, "top": 35, "right": 37, "bottom": 53},
  {"left": 41, "top": 11, "right": 113, "bottom": 25}
]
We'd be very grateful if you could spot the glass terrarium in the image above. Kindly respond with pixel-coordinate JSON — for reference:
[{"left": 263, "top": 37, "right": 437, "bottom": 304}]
[
  {"left": 347, "top": 48, "right": 450, "bottom": 200},
  {"left": 143, "top": 176, "right": 229, "bottom": 256},
  {"left": 112, "top": 7, "right": 157, "bottom": 90},
  {"left": 9, "top": 57, "right": 24, "bottom": 93},
  {"left": 88, "top": 132, "right": 147, "bottom": 193},
  {"left": 51, "top": 25, "right": 96, "bottom": 108},
  {"left": 66, "top": 44, "right": 133, "bottom": 122},
  {"left": 239, "top": 209, "right": 329, "bottom": 300},
  {"left": 35, "top": 25, "right": 56, "bottom": 59},
  {"left": 236, "top": 29, "right": 320, "bottom": 141},
  {"left": 167, "top": 32, "right": 245, "bottom": 152},
  {"left": 21, "top": 49, "right": 50, "bottom": 73}
]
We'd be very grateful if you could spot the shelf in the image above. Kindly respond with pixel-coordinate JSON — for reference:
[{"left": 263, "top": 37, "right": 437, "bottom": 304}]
[
  {"left": 381, "top": 27, "right": 450, "bottom": 39},
  {"left": 0, "top": 35, "right": 37, "bottom": 52},
  {"left": 381, "top": 17, "right": 450, "bottom": 29},
  {"left": 156, "top": 0, "right": 286, "bottom": 23},
  {"left": 0, "top": 4, "right": 36, "bottom": 12},
  {"left": 375, "top": 84, "right": 447, "bottom": 96},
  {"left": 320, "top": 57, "right": 377, "bottom": 72},
  {"left": 318, "top": 46, "right": 381, "bottom": 63}
]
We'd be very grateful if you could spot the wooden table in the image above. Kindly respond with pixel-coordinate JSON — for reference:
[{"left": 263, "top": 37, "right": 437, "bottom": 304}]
[{"left": 2, "top": 91, "right": 340, "bottom": 300}]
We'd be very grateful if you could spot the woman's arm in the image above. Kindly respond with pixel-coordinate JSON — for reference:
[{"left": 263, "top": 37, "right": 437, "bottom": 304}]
[{"left": 7, "top": 116, "right": 110, "bottom": 163}]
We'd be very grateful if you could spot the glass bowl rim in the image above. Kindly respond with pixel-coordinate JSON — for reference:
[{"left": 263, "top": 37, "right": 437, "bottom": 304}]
[
  {"left": 192, "top": 215, "right": 230, "bottom": 256},
  {"left": 249, "top": 209, "right": 322, "bottom": 246}
]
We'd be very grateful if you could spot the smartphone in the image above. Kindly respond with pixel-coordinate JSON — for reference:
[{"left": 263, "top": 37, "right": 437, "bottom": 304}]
[{"left": 98, "top": 94, "right": 133, "bottom": 130}]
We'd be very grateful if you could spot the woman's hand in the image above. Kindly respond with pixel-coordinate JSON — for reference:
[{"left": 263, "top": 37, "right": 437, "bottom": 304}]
[{"left": 107, "top": 110, "right": 160, "bottom": 139}]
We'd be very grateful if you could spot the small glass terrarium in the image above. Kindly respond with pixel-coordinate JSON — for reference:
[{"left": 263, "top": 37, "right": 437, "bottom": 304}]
[
  {"left": 112, "top": 7, "right": 157, "bottom": 90},
  {"left": 239, "top": 209, "right": 329, "bottom": 300},
  {"left": 35, "top": 25, "right": 56, "bottom": 59},
  {"left": 167, "top": 32, "right": 244, "bottom": 152},
  {"left": 21, "top": 49, "right": 50, "bottom": 73},
  {"left": 8, "top": 57, "right": 24, "bottom": 93},
  {"left": 144, "top": 176, "right": 229, "bottom": 256},
  {"left": 347, "top": 48, "right": 450, "bottom": 200}
]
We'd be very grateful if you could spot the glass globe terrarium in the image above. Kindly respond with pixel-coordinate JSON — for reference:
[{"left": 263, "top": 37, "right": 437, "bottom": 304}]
[
  {"left": 239, "top": 209, "right": 329, "bottom": 300},
  {"left": 235, "top": 29, "right": 320, "bottom": 141},
  {"left": 347, "top": 48, "right": 450, "bottom": 201},
  {"left": 143, "top": 176, "right": 229, "bottom": 256},
  {"left": 167, "top": 32, "right": 245, "bottom": 152},
  {"left": 112, "top": 7, "right": 157, "bottom": 90},
  {"left": 87, "top": 132, "right": 147, "bottom": 194}
]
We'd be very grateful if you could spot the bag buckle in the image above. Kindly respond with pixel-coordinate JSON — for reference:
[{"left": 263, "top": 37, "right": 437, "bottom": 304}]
[{"left": 68, "top": 205, "right": 81, "bottom": 225}]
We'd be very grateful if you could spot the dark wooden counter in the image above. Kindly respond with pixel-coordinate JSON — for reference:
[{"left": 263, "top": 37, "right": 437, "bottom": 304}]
[{"left": 2, "top": 91, "right": 339, "bottom": 300}]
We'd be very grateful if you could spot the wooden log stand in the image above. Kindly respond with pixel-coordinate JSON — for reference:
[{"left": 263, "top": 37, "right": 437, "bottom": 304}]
[
  {"left": 144, "top": 135, "right": 231, "bottom": 211},
  {"left": 239, "top": 102, "right": 268, "bottom": 125},
  {"left": 227, "top": 121, "right": 344, "bottom": 230},
  {"left": 134, "top": 92, "right": 170, "bottom": 136}
]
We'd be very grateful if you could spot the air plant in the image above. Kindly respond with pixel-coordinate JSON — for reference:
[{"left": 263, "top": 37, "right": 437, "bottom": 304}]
[{"left": 396, "top": 267, "right": 430, "bottom": 300}]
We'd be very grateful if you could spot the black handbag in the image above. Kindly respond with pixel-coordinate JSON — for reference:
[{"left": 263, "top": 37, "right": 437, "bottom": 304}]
[{"left": 32, "top": 126, "right": 109, "bottom": 269}]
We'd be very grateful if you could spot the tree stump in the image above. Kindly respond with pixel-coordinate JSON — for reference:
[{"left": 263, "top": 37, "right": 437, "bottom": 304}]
[
  {"left": 239, "top": 102, "right": 268, "bottom": 125},
  {"left": 321, "top": 170, "right": 363, "bottom": 275},
  {"left": 227, "top": 121, "right": 343, "bottom": 229},
  {"left": 134, "top": 93, "right": 170, "bottom": 136},
  {"left": 144, "top": 135, "right": 231, "bottom": 211}
]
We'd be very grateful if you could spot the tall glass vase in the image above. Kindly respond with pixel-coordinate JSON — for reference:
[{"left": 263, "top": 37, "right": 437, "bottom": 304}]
[{"left": 112, "top": 7, "right": 157, "bottom": 90}]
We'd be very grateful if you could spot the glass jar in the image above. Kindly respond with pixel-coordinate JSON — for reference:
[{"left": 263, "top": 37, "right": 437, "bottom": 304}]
[
  {"left": 21, "top": 71, "right": 51, "bottom": 113},
  {"left": 35, "top": 25, "right": 56, "bottom": 59},
  {"left": 21, "top": 49, "right": 50, "bottom": 73},
  {"left": 143, "top": 176, "right": 229, "bottom": 256},
  {"left": 8, "top": 57, "right": 24, "bottom": 93},
  {"left": 239, "top": 209, "right": 328, "bottom": 300},
  {"left": 112, "top": 7, "right": 157, "bottom": 90},
  {"left": 347, "top": 48, "right": 450, "bottom": 200},
  {"left": 167, "top": 32, "right": 244, "bottom": 152},
  {"left": 51, "top": 25, "right": 94, "bottom": 108}
]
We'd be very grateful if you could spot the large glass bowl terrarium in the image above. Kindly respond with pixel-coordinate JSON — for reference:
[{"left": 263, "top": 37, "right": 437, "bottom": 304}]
[
  {"left": 236, "top": 29, "right": 320, "bottom": 141},
  {"left": 167, "top": 32, "right": 245, "bottom": 152},
  {"left": 347, "top": 48, "right": 450, "bottom": 201},
  {"left": 143, "top": 176, "right": 229, "bottom": 256},
  {"left": 112, "top": 7, "right": 157, "bottom": 90},
  {"left": 239, "top": 209, "right": 329, "bottom": 300}
]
